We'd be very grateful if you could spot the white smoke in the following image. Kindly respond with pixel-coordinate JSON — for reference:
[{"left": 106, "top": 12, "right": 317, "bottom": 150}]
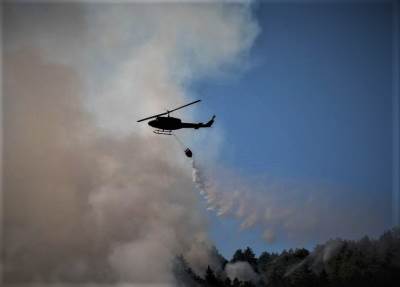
[
  {"left": 225, "top": 261, "right": 259, "bottom": 283},
  {"left": 83, "top": 3, "right": 259, "bottom": 137},
  {"left": 2, "top": 2, "right": 259, "bottom": 286},
  {"left": 284, "top": 239, "right": 345, "bottom": 277}
]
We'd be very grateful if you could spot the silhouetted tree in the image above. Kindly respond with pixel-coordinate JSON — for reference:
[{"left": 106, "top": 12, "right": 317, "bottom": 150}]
[
  {"left": 173, "top": 255, "right": 203, "bottom": 286},
  {"left": 294, "top": 248, "right": 309, "bottom": 259},
  {"left": 223, "top": 277, "right": 232, "bottom": 287},
  {"left": 232, "top": 278, "right": 240, "bottom": 287},
  {"left": 243, "top": 247, "right": 258, "bottom": 271},
  {"left": 241, "top": 281, "right": 256, "bottom": 287},
  {"left": 205, "top": 265, "right": 219, "bottom": 286},
  {"left": 231, "top": 249, "right": 245, "bottom": 263},
  {"left": 175, "top": 228, "right": 400, "bottom": 287}
]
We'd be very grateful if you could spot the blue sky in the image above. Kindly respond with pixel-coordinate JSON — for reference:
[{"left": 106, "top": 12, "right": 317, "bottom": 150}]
[{"left": 192, "top": 1, "right": 396, "bottom": 257}]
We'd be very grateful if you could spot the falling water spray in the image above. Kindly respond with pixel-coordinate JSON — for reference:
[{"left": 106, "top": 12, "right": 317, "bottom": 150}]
[{"left": 191, "top": 159, "right": 264, "bottom": 230}]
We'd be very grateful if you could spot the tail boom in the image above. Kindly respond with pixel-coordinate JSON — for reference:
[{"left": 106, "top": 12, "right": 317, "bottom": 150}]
[{"left": 181, "top": 115, "right": 215, "bottom": 129}]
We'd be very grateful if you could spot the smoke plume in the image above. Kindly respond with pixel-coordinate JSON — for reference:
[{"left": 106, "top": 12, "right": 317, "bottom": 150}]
[
  {"left": 225, "top": 262, "right": 259, "bottom": 283},
  {"left": 2, "top": 2, "right": 258, "bottom": 286},
  {"left": 191, "top": 159, "right": 387, "bottom": 244}
]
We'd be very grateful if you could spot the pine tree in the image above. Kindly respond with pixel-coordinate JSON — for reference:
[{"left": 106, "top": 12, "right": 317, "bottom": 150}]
[
  {"left": 243, "top": 247, "right": 258, "bottom": 271},
  {"left": 231, "top": 249, "right": 245, "bottom": 263},
  {"left": 257, "top": 251, "right": 271, "bottom": 273},
  {"left": 232, "top": 278, "right": 241, "bottom": 287},
  {"left": 205, "top": 265, "right": 218, "bottom": 286}
]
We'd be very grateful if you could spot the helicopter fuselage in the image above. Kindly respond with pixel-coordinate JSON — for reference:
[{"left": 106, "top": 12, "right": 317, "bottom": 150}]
[
  {"left": 148, "top": 116, "right": 182, "bottom": 130},
  {"left": 148, "top": 115, "right": 215, "bottom": 131}
]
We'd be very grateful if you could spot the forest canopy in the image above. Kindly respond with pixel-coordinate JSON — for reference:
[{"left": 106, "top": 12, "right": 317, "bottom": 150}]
[{"left": 174, "top": 227, "right": 400, "bottom": 287}]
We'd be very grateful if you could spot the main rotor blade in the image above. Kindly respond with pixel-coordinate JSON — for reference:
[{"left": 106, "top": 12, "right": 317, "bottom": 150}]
[
  {"left": 137, "top": 100, "right": 201, "bottom": 122},
  {"left": 169, "top": 99, "right": 201, "bottom": 113},
  {"left": 137, "top": 111, "right": 168, "bottom": 122}
]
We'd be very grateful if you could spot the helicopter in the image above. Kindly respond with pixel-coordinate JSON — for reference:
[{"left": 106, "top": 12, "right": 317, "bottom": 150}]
[{"left": 137, "top": 100, "right": 215, "bottom": 135}]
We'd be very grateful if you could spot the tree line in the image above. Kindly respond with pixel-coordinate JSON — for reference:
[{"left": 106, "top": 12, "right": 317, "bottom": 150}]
[{"left": 174, "top": 227, "right": 400, "bottom": 286}]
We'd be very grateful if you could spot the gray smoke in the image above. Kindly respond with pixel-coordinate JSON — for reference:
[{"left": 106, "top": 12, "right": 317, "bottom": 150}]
[
  {"left": 225, "top": 262, "right": 259, "bottom": 283},
  {"left": 2, "top": 2, "right": 258, "bottom": 286}
]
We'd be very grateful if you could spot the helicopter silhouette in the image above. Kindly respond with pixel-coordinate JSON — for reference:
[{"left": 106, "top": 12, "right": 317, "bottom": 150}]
[{"left": 137, "top": 100, "right": 215, "bottom": 135}]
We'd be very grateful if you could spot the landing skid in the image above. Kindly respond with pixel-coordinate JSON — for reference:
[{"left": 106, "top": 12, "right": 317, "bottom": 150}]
[{"left": 153, "top": 129, "right": 173, "bottom": 135}]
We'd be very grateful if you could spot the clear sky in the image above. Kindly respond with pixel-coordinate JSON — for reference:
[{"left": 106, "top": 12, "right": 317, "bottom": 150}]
[{"left": 192, "top": 1, "right": 396, "bottom": 257}]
